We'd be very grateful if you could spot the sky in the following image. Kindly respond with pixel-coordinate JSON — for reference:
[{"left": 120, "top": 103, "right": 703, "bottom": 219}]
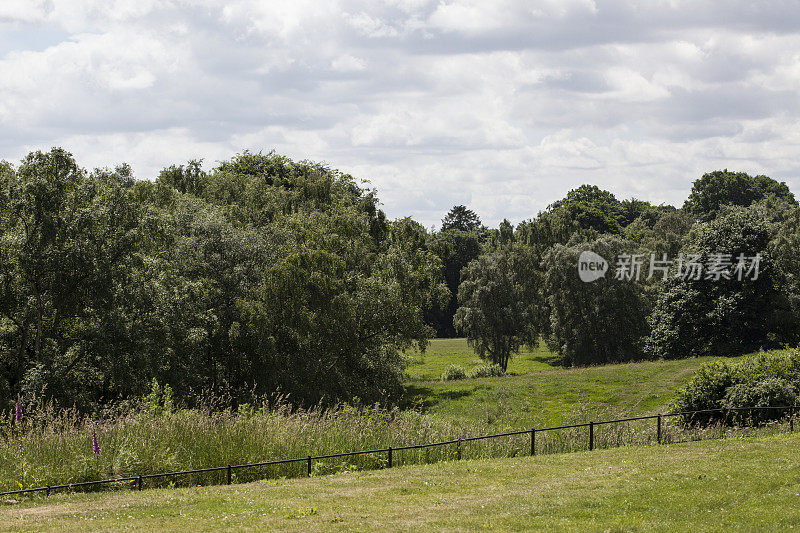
[{"left": 1, "top": 1, "right": 800, "bottom": 228}]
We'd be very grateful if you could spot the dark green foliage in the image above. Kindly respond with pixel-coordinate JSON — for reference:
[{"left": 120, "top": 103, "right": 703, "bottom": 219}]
[
  {"left": 157, "top": 159, "right": 206, "bottom": 196},
  {"left": 543, "top": 236, "right": 651, "bottom": 366},
  {"left": 645, "top": 207, "right": 800, "bottom": 360},
  {"left": 623, "top": 208, "right": 693, "bottom": 259},
  {"left": 684, "top": 169, "right": 797, "bottom": 222},
  {"left": 514, "top": 186, "right": 653, "bottom": 259},
  {"left": 546, "top": 185, "right": 626, "bottom": 235},
  {"left": 0, "top": 149, "right": 445, "bottom": 410},
  {"left": 723, "top": 378, "right": 797, "bottom": 425},
  {"left": 0, "top": 149, "right": 141, "bottom": 408},
  {"left": 671, "top": 350, "right": 800, "bottom": 425},
  {"left": 670, "top": 361, "right": 735, "bottom": 421},
  {"left": 426, "top": 229, "right": 482, "bottom": 337},
  {"left": 441, "top": 205, "right": 482, "bottom": 233}
]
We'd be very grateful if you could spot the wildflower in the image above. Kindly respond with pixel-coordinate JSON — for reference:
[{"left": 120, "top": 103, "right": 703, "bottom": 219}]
[
  {"left": 92, "top": 431, "right": 101, "bottom": 455},
  {"left": 14, "top": 397, "right": 22, "bottom": 423}
]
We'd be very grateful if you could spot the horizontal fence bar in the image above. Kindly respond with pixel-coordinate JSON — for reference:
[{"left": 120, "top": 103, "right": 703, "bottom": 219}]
[
  {"left": 311, "top": 448, "right": 390, "bottom": 461},
  {"left": 0, "top": 476, "right": 139, "bottom": 497},
  {"left": 537, "top": 422, "right": 592, "bottom": 432},
  {"left": 462, "top": 429, "right": 531, "bottom": 443},
  {"left": 2, "top": 404, "right": 796, "bottom": 499},
  {"left": 664, "top": 406, "right": 793, "bottom": 417},
  {"left": 593, "top": 414, "right": 660, "bottom": 426},
  {"left": 230, "top": 456, "right": 309, "bottom": 471},
  {"left": 393, "top": 439, "right": 460, "bottom": 452}
]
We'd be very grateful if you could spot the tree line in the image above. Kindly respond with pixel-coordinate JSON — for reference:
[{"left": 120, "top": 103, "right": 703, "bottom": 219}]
[{"left": 1, "top": 148, "right": 798, "bottom": 411}]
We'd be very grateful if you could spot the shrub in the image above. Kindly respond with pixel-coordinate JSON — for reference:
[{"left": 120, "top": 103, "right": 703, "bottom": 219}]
[
  {"left": 441, "top": 365, "right": 467, "bottom": 381},
  {"left": 723, "top": 377, "right": 798, "bottom": 425},
  {"left": 671, "top": 349, "right": 800, "bottom": 426},
  {"left": 467, "top": 364, "right": 506, "bottom": 379}
]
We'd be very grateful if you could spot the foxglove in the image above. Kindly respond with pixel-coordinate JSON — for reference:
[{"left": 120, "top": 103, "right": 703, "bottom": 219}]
[{"left": 92, "top": 431, "right": 101, "bottom": 455}]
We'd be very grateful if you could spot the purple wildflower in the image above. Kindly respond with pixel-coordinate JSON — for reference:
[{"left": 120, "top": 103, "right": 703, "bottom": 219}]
[
  {"left": 92, "top": 431, "right": 101, "bottom": 455},
  {"left": 14, "top": 397, "right": 22, "bottom": 423}
]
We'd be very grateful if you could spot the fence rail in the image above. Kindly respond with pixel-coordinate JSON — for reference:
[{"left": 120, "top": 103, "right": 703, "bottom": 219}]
[{"left": 1, "top": 404, "right": 796, "bottom": 499}]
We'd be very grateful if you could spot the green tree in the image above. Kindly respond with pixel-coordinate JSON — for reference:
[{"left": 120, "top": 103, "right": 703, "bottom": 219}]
[
  {"left": 542, "top": 235, "right": 650, "bottom": 366},
  {"left": 426, "top": 229, "right": 482, "bottom": 337},
  {"left": 157, "top": 159, "right": 206, "bottom": 196},
  {"left": 454, "top": 245, "right": 542, "bottom": 371},
  {"left": 683, "top": 170, "right": 797, "bottom": 222},
  {"left": 0, "top": 148, "right": 445, "bottom": 410},
  {"left": 441, "top": 205, "right": 482, "bottom": 233},
  {"left": 515, "top": 185, "right": 630, "bottom": 258},
  {"left": 645, "top": 206, "right": 799, "bottom": 359},
  {"left": 0, "top": 149, "right": 141, "bottom": 407}
]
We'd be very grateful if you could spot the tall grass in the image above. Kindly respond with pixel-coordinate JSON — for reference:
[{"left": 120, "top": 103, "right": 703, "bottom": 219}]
[{"left": 2, "top": 396, "right": 795, "bottom": 495}]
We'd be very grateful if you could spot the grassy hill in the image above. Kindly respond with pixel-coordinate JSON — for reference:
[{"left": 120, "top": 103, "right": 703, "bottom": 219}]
[
  {"left": 3, "top": 432, "right": 799, "bottom": 531},
  {"left": 403, "top": 338, "right": 764, "bottom": 427}
]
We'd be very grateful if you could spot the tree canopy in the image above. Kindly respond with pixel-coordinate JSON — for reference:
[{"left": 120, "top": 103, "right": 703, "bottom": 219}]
[
  {"left": 0, "top": 149, "right": 445, "bottom": 410},
  {"left": 2, "top": 151, "right": 799, "bottom": 411},
  {"left": 683, "top": 170, "right": 797, "bottom": 222}
]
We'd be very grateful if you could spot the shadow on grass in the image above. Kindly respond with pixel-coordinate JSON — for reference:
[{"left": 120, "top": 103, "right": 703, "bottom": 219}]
[
  {"left": 529, "top": 353, "right": 566, "bottom": 366},
  {"left": 400, "top": 385, "right": 476, "bottom": 412}
]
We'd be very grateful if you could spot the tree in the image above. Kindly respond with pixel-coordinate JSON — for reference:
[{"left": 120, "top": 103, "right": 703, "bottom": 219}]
[
  {"left": 441, "top": 205, "right": 482, "bottom": 233},
  {"left": 543, "top": 235, "right": 650, "bottom": 366},
  {"left": 515, "top": 185, "right": 630, "bottom": 258},
  {"left": 623, "top": 208, "right": 694, "bottom": 259},
  {"left": 0, "top": 149, "right": 141, "bottom": 407},
  {"left": 453, "top": 245, "right": 543, "bottom": 371},
  {"left": 426, "top": 229, "right": 482, "bottom": 336},
  {"left": 157, "top": 159, "right": 206, "bottom": 196},
  {"left": 683, "top": 170, "right": 797, "bottom": 222},
  {"left": 645, "top": 206, "right": 800, "bottom": 359},
  {"left": 547, "top": 185, "right": 626, "bottom": 235},
  {"left": 0, "top": 148, "right": 446, "bottom": 410}
]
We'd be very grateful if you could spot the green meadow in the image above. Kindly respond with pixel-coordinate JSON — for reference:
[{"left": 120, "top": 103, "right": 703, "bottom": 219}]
[{"left": 403, "top": 338, "right": 757, "bottom": 427}]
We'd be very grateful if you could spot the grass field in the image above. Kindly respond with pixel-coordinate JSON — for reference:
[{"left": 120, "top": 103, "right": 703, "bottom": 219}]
[
  {"left": 403, "top": 338, "right": 761, "bottom": 428},
  {"left": 3, "top": 432, "right": 799, "bottom": 531}
]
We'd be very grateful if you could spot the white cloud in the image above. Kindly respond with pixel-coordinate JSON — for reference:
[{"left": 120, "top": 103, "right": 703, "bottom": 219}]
[{"left": 1, "top": 0, "right": 800, "bottom": 227}]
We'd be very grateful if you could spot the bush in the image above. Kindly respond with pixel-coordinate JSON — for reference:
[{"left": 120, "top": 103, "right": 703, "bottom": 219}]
[
  {"left": 441, "top": 365, "right": 467, "bottom": 381},
  {"left": 671, "top": 349, "right": 800, "bottom": 426},
  {"left": 467, "top": 364, "right": 506, "bottom": 379},
  {"left": 723, "top": 378, "right": 798, "bottom": 425}
]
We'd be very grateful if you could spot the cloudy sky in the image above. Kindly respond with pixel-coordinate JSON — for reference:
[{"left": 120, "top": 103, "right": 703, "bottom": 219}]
[{"left": 1, "top": 1, "right": 800, "bottom": 227}]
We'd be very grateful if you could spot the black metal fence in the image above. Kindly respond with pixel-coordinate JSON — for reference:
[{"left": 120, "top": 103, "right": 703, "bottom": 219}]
[{"left": 1, "top": 405, "right": 796, "bottom": 499}]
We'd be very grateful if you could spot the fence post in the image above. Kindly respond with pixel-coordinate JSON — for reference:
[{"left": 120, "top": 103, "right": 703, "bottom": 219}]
[
  {"left": 457, "top": 439, "right": 462, "bottom": 460},
  {"left": 657, "top": 414, "right": 662, "bottom": 444},
  {"left": 307, "top": 456, "right": 312, "bottom": 477},
  {"left": 589, "top": 422, "right": 594, "bottom": 451},
  {"left": 530, "top": 429, "right": 536, "bottom": 456},
  {"left": 137, "top": 475, "right": 142, "bottom": 491},
  {"left": 227, "top": 465, "right": 232, "bottom": 485},
  {"left": 388, "top": 447, "right": 392, "bottom": 468}
]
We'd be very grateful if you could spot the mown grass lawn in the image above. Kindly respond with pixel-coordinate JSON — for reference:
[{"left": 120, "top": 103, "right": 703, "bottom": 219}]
[
  {"left": 3, "top": 432, "right": 800, "bottom": 532},
  {"left": 403, "top": 338, "right": 768, "bottom": 428}
]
